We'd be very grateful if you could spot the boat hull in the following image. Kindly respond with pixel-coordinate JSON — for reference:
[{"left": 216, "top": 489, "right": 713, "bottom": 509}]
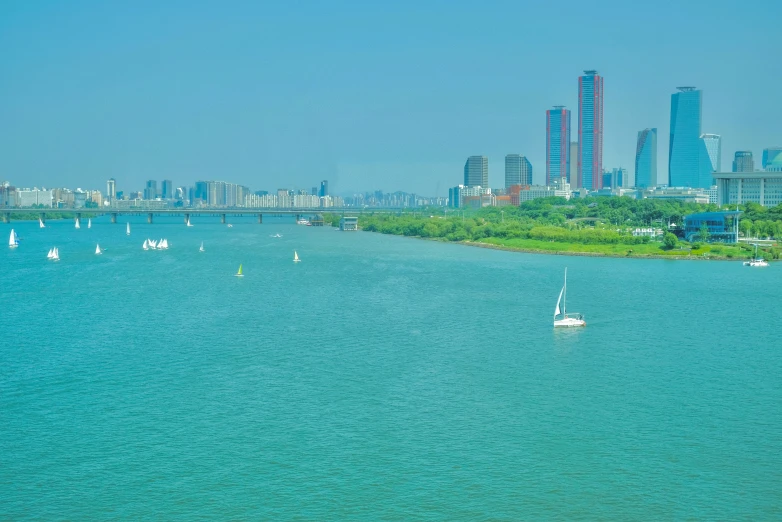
[{"left": 554, "top": 317, "right": 586, "bottom": 328}]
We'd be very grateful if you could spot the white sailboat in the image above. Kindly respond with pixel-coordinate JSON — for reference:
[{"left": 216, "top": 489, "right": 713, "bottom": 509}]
[
  {"left": 126, "top": 223, "right": 131, "bottom": 236},
  {"left": 88, "top": 218, "right": 92, "bottom": 229},
  {"left": 186, "top": 216, "right": 193, "bottom": 227},
  {"left": 47, "top": 248, "right": 54, "bottom": 259},
  {"left": 51, "top": 247, "right": 60, "bottom": 261},
  {"left": 554, "top": 268, "right": 586, "bottom": 328},
  {"left": 199, "top": 241, "right": 205, "bottom": 252},
  {"left": 158, "top": 239, "right": 168, "bottom": 250},
  {"left": 293, "top": 251, "right": 301, "bottom": 263},
  {"left": 39, "top": 218, "right": 45, "bottom": 228},
  {"left": 9, "top": 229, "right": 19, "bottom": 248},
  {"left": 95, "top": 243, "right": 102, "bottom": 255},
  {"left": 75, "top": 218, "right": 81, "bottom": 229},
  {"left": 149, "top": 239, "right": 157, "bottom": 249},
  {"left": 743, "top": 244, "right": 769, "bottom": 267},
  {"left": 143, "top": 239, "right": 149, "bottom": 250}
]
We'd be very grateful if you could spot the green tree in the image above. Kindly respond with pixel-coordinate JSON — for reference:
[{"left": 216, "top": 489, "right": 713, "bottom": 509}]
[
  {"left": 663, "top": 232, "right": 678, "bottom": 249},
  {"left": 699, "top": 223, "right": 711, "bottom": 242}
]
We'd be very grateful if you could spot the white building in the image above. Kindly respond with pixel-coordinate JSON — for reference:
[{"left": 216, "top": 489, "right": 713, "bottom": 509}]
[
  {"left": 17, "top": 188, "right": 53, "bottom": 207},
  {"left": 713, "top": 171, "right": 782, "bottom": 207}
]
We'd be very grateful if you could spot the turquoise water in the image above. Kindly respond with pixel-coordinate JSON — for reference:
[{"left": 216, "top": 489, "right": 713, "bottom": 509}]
[{"left": 2, "top": 216, "right": 781, "bottom": 519}]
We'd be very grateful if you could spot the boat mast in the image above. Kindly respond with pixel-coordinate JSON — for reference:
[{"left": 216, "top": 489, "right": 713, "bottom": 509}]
[{"left": 563, "top": 268, "right": 567, "bottom": 316}]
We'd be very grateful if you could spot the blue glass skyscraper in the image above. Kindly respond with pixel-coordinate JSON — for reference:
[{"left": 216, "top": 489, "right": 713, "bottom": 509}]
[
  {"left": 635, "top": 128, "right": 657, "bottom": 188},
  {"left": 669, "top": 87, "right": 709, "bottom": 187},
  {"left": 546, "top": 107, "right": 571, "bottom": 185},
  {"left": 578, "top": 70, "right": 603, "bottom": 190}
]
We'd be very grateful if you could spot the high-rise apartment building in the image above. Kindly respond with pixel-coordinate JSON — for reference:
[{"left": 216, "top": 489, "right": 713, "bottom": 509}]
[
  {"left": 504, "top": 155, "right": 533, "bottom": 187},
  {"left": 578, "top": 70, "right": 604, "bottom": 190},
  {"left": 464, "top": 156, "right": 489, "bottom": 187},
  {"left": 669, "top": 87, "right": 706, "bottom": 187},
  {"left": 546, "top": 107, "right": 570, "bottom": 186},
  {"left": 635, "top": 128, "right": 658, "bottom": 188},
  {"left": 161, "top": 180, "right": 173, "bottom": 200},
  {"left": 700, "top": 134, "right": 721, "bottom": 172},
  {"left": 762, "top": 147, "right": 782, "bottom": 171},
  {"left": 319, "top": 180, "right": 329, "bottom": 197},
  {"left": 732, "top": 151, "right": 754, "bottom": 172},
  {"left": 569, "top": 142, "right": 578, "bottom": 186},
  {"left": 143, "top": 180, "right": 158, "bottom": 200},
  {"left": 106, "top": 178, "right": 116, "bottom": 201}
]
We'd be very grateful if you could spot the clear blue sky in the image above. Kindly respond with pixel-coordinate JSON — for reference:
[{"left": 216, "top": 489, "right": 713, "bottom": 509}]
[{"left": 1, "top": 0, "right": 779, "bottom": 195}]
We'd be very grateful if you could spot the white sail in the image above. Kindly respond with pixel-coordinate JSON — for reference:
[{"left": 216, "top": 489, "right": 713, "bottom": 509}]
[
  {"left": 126, "top": 223, "right": 131, "bottom": 235},
  {"left": 39, "top": 218, "right": 45, "bottom": 228},
  {"left": 143, "top": 239, "right": 149, "bottom": 250},
  {"left": 88, "top": 218, "right": 92, "bottom": 229},
  {"left": 9, "top": 229, "right": 18, "bottom": 248},
  {"left": 199, "top": 241, "right": 204, "bottom": 252},
  {"left": 293, "top": 251, "right": 300, "bottom": 262},
  {"left": 75, "top": 218, "right": 80, "bottom": 229},
  {"left": 52, "top": 247, "right": 59, "bottom": 261},
  {"left": 95, "top": 244, "right": 102, "bottom": 255},
  {"left": 554, "top": 287, "right": 564, "bottom": 318},
  {"left": 47, "top": 248, "right": 53, "bottom": 259},
  {"left": 186, "top": 217, "right": 193, "bottom": 227}
]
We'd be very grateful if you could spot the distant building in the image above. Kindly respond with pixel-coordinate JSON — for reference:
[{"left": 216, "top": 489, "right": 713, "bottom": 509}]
[
  {"left": 732, "top": 151, "right": 754, "bottom": 173},
  {"left": 448, "top": 185, "right": 489, "bottom": 208},
  {"left": 106, "top": 178, "right": 116, "bottom": 201},
  {"left": 504, "top": 155, "right": 533, "bottom": 187},
  {"left": 639, "top": 186, "right": 710, "bottom": 204},
  {"left": 684, "top": 211, "right": 741, "bottom": 242},
  {"left": 569, "top": 142, "right": 578, "bottom": 186},
  {"left": 762, "top": 147, "right": 782, "bottom": 171},
  {"left": 144, "top": 180, "right": 158, "bottom": 200},
  {"left": 518, "top": 178, "right": 571, "bottom": 203},
  {"left": 578, "top": 70, "right": 604, "bottom": 190},
  {"left": 17, "top": 188, "right": 53, "bottom": 207},
  {"left": 713, "top": 171, "right": 782, "bottom": 207},
  {"left": 161, "top": 180, "right": 173, "bottom": 199},
  {"left": 546, "top": 107, "right": 571, "bottom": 185},
  {"left": 635, "top": 128, "right": 658, "bottom": 188},
  {"left": 464, "top": 156, "right": 488, "bottom": 187},
  {"left": 319, "top": 180, "right": 329, "bottom": 197},
  {"left": 339, "top": 216, "right": 358, "bottom": 231},
  {"left": 700, "top": 134, "right": 722, "bottom": 172},
  {"left": 602, "top": 168, "right": 625, "bottom": 189},
  {"left": 669, "top": 87, "right": 707, "bottom": 187}
]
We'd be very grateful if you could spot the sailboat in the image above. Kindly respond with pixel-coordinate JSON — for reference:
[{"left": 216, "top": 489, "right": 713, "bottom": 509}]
[
  {"left": 51, "top": 247, "right": 60, "bottom": 261},
  {"left": 126, "top": 223, "right": 131, "bottom": 236},
  {"left": 186, "top": 216, "right": 193, "bottom": 227},
  {"left": 95, "top": 244, "right": 102, "bottom": 255},
  {"left": 149, "top": 239, "right": 157, "bottom": 249},
  {"left": 75, "top": 218, "right": 81, "bottom": 229},
  {"left": 143, "top": 239, "right": 149, "bottom": 250},
  {"left": 293, "top": 251, "right": 301, "bottom": 263},
  {"left": 47, "top": 248, "right": 54, "bottom": 259},
  {"left": 744, "top": 244, "right": 769, "bottom": 267},
  {"left": 199, "top": 241, "right": 205, "bottom": 252},
  {"left": 554, "top": 268, "right": 586, "bottom": 328},
  {"left": 158, "top": 239, "right": 168, "bottom": 250},
  {"left": 39, "top": 218, "right": 45, "bottom": 228},
  {"left": 9, "top": 229, "right": 19, "bottom": 248},
  {"left": 88, "top": 218, "right": 92, "bottom": 229},
  {"left": 235, "top": 264, "right": 244, "bottom": 277}
]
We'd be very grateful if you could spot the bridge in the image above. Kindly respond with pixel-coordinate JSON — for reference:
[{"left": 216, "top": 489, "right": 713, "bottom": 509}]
[{"left": 0, "top": 207, "right": 408, "bottom": 224}]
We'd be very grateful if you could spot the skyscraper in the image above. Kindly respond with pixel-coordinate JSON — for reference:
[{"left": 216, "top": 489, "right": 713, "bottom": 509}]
[
  {"left": 464, "top": 156, "right": 489, "bottom": 187},
  {"left": 669, "top": 87, "right": 705, "bottom": 187},
  {"left": 762, "top": 147, "right": 782, "bottom": 171},
  {"left": 569, "top": 142, "right": 578, "bottom": 186},
  {"left": 319, "top": 180, "right": 329, "bottom": 197},
  {"left": 144, "top": 180, "right": 157, "bottom": 200},
  {"left": 635, "top": 128, "right": 658, "bottom": 188},
  {"left": 578, "top": 70, "right": 604, "bottom": 190},
  {"left": 546, "top": 107, "right": 570, "bottom": 186},
  {"left": 700, "top": 134, "right": 721, "bottom": 172},
  {"left": 504, "top": 155, "right": 533, "bottom": 187},
  {"left": 161, "top": 180, "right": 173, "bottom": 200},
  {"left": 106, "top": 178, "right": 116, "bottom": 201},
  {"left": 732, "top": 151, "right": 754, "bottom": 172}
]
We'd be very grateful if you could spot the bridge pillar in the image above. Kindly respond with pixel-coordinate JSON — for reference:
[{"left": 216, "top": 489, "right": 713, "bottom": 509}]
[
  {"left": 111, "top": 213, "right": 117, "bottom": 224},
  {"left": 184, "top": 213, "right": 190, "bottom": 224},
  {"left": 2, "top": 212, "right": 10, "bottom": 223},
  {"left": 221, "top": 213, "right": 226, "bottom": 224},
  {"left": 76, "top": 212, "right": 82, "bottom": 221},
  {"left": 147, "top": 213, "right": 153, "bottom": 224},
  {"left": 258, "top": 213, "right": 263, "bottom": 224}
]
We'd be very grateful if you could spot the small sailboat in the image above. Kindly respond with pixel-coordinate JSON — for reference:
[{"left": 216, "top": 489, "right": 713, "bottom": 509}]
[
  {"left": 9, "top": 229, "right": 19, "bottom": 248},
  {"left": 227, "top": 224, "right": 233, "bottom": 228},
  {"left": 95, "top": 243, "right": 102, "bottom": 255},
  {"left": 75, "top": 218, "right": 81, "bottom": 229},
  {"left": 235, "top": 264, "right": 244, "bottom": 277},
  {"left": 293, "top": 251, "right": 301, "bottom": 263},
  {"left": 199, "top": 241, "right": 205, "bottom": 252},
  {"left": 553, "top": 268, "right": 585, "bottom": 328},
  {"left": 39, "top": 218, "right": 45, "bottom": 228},
  {"left": 88, "top": 218, "right": 92, "bottom": 229},
  {"left": 149, "top": 239, "right": 157, "bottom": 250},
  {"left": 47, "top": 248, "right": 54, "bottom": 259},
  {"left": 51, "top": 247, "right": 60, "bottom": 261},
  {"left": 143, "top": 239, "right": 149, "bottom": 250},
  {"left": 126, "top": 223, "right": 131, "bottom": 236},
  {"left": 186, "top": 216, "right": 193, "bottom": 227},
  {"left": 744, "top": 244, "right": 769, "bottom": 267}
]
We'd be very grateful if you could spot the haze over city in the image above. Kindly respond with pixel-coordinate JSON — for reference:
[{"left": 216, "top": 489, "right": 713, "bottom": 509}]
[{"left": 1, "top": 0, "right": 779, "bottom": 195}]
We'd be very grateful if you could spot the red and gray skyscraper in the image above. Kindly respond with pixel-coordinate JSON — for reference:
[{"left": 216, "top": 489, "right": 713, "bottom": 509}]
[
  {"left": 546, "top": 106, "right": 571, "bottom": 186},
  {"left": 578, "top": 70, "right": 604, "bottom": 190}
]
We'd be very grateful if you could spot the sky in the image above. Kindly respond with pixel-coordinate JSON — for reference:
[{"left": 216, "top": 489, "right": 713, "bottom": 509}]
[{"left": 1, "top": 0, "right": 780, "bottom": 196}]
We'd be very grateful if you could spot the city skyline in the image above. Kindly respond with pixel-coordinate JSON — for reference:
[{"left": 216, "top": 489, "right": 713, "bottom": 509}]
[{"left": 1, "top": 2, "right": 780, "bottom": 194}]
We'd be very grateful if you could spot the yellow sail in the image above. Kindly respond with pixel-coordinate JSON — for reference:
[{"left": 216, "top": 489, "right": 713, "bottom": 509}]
[{"left": 236, "top": 264, "right": 243, "bottom": 276}]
